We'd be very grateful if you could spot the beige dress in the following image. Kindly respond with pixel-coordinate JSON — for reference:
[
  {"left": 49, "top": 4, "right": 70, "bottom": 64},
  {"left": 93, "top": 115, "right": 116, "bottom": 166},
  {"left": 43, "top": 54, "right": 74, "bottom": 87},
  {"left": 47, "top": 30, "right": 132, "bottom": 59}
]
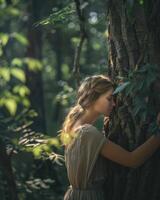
[{"left": 64, "top": 124, "right": 109, "bottom": 200}]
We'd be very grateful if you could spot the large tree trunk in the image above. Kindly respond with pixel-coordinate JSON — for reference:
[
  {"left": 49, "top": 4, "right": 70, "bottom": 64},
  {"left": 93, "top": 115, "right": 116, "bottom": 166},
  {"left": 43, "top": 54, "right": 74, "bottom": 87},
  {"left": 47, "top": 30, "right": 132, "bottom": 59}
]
[
  {"left": 25, "top": 0, "right": 46, "bottom": 132},
  {"left": 104, "top": 1, "right": 160, "bottom": 200}
]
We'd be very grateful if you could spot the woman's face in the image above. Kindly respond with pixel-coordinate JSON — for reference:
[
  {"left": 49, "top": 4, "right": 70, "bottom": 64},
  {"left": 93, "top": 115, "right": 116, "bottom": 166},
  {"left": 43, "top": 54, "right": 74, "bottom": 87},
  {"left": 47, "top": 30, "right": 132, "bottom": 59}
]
[{"left": 92, "top": 88, "right": 115, "bottom": 116}]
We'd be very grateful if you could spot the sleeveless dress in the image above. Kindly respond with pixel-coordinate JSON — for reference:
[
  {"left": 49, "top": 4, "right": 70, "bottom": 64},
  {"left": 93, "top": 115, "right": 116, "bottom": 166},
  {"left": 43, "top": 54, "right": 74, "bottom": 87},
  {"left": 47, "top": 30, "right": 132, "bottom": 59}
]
[{"left": 64, "top": 124, "right": 109, "bottom": 200}]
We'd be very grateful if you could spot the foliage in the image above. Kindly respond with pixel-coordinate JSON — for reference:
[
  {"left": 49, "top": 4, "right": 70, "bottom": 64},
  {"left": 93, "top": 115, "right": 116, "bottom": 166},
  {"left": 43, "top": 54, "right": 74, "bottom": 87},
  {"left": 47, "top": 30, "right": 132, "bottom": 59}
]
[
  {"left": 0, "top": 107, "right": 64, "bottom": 199},
  {"left": 0, "top": 27, "right": 42, "bottom": 116},
  {"left": 0, "top": 107, "right": 63, "bottom": 158},
  {"left": 0, "top": 1, "right": 68, "bottom": 199},
  {"left": 113, "top": 63, "right": 160, "bottom": 134},
  {"left": 55, "top": 81, "right": 75, "bottom": 107},
  {"left": 36, "top": 3, "right": 77, "bottom": 27}
]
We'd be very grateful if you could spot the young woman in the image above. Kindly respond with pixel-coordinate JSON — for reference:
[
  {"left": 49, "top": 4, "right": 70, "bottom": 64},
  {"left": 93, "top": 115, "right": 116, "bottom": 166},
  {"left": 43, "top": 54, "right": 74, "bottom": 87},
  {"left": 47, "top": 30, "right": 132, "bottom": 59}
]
[{"left": 61, "top": 74, "right": 160, "bottom": 200}]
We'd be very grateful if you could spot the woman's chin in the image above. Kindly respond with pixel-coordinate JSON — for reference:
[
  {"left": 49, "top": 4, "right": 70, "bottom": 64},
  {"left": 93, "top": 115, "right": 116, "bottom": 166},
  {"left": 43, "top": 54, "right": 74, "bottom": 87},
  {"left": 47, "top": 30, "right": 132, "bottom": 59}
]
[
  {"left": 104, "top": 113, "right": 110, "bottom": 117},
  {"left": 102, "top": 109, "right": 111, "bottom": 116}
]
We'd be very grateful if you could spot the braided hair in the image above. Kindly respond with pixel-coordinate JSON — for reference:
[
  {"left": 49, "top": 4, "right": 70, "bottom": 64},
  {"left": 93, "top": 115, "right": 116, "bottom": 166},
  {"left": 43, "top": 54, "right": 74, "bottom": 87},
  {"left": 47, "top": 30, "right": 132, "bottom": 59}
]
[{"left": 60, "top": 74, "right": 114, "bottom": 145}]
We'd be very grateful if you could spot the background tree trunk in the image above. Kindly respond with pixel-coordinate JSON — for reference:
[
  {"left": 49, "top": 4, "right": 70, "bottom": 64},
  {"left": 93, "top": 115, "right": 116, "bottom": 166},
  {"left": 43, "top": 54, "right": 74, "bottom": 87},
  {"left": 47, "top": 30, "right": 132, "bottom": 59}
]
[
  {"left": 0, "top": 141, "right": 18, "bottom": 200},
  {"left": 104, "top": 1, "right": 160, "bottom": 200},
  {"left": 25, "top": 0, "right": 46, "bottom": 133}
]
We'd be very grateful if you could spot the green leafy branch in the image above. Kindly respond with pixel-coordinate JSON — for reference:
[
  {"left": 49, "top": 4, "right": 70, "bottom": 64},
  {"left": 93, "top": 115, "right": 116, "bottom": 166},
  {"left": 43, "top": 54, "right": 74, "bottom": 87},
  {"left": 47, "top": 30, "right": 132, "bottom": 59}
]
[
  {"left": 113, "top": 63, "right": 160, "bottom": 134},
  {"left": 36, "top": 3, "right": 76, "bottom": 26},
  {"left": 0, "top": 109, "right": 64, "bottom": 165}
]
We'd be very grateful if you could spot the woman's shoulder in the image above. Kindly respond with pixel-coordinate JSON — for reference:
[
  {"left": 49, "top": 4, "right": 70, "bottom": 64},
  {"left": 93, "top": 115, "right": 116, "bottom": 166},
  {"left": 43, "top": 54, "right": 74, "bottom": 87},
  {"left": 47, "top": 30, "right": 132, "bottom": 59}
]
[
  {"left": 71, "top": 123, "right": 103, "bottom": 142},
  {"left": 76, "top": 124, "right": 104, "bottom": 140},
  {"left": 76, "top": 123, "right": 99, "bottom": 133}
]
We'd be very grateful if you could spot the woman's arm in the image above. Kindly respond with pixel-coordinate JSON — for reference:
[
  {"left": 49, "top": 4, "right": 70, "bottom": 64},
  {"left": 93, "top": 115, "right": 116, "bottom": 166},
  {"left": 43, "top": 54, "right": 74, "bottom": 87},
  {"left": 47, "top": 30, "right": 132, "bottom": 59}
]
[
  {"left": 101, "top": 112, "right": 160, "bottom": 168},
  {"left": 100, "top": 135, "right": 160, "bottom": 168}
]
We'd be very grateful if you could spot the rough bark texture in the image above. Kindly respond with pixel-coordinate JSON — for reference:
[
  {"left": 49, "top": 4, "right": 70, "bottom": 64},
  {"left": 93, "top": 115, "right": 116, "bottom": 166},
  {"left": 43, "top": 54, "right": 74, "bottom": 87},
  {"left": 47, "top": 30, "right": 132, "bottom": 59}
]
[{"left": 104, "top": 1, "right": 160, "bottom": 200}]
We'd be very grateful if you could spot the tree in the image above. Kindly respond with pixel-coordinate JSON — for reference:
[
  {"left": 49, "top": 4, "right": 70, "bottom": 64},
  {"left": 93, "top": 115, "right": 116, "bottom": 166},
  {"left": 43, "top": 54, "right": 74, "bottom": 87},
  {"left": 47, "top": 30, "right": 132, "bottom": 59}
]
[
  {"left": 25, "top": 0, "right": 46, "bottom": 133},
  {"left": 103, "top": 1, "right": 160, "bottom": 200}
]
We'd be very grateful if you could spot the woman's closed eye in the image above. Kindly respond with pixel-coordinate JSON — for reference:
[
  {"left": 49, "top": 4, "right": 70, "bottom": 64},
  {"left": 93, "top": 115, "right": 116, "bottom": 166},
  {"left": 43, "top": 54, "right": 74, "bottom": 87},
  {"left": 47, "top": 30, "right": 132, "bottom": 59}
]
[{"left": 106, "top": 97, "right": 112, "bottom": 101}]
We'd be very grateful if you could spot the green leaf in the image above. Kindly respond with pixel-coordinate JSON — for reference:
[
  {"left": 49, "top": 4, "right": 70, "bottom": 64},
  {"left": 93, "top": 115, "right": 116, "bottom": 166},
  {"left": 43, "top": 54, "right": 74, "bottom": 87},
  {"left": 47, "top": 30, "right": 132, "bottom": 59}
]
[
  {"left": 0, "top": 0, "right": 5, "bottom": 4},
  {"left": 93, "top": 42, "right": 101, "bottom": 50},
  {"left": 33, "top": 146, "right": 42, "bottom": 158},
  {"left": 22, "top": 98, "right": 30, "bottom": 107},
  {"left": 11, "top": 68, "right": 26, "bottom": 82},
  {"left": 0, "top": 67, "right": 10, "bottom": 81},
  {"left": 24, "top": 58, "right": 42, "bottom": 71},
  {"left": 48, "top": 138, "right": 60, "bottom": 148},
  {"left": 4, "top": 98, "right": 17, "bottom": 116},
  {"left": 0, "top": 46, "right": 3, "bottom": 56},
  {"left": 139, "top": 0, "right": 144, "bottom": 5},
  {"left": 6, "top": 6, "right": 20, "bottom": 16},
  {"left": 0, "top": 33, "right": 9, "bottom": 46},
  {"left": 12, "top": 32, "right": 29, "bottom": 46},
  {"left": 62, "top": 64, "right": 70, "bottom": 78},
  {"left": 13, "top": 85, "right": 30, "bottom": 97},
  {"left": 71, "top": 37, "right": 81, "bottom": 45},
  {"left": 11, "top": 58, "right": 23, "bottom": 67},
  {"left": 28, "top": 109, "right": 38, "bottom": 118},
  {"left": 113, "top": 81, "right": 130, "bottom": 95}
]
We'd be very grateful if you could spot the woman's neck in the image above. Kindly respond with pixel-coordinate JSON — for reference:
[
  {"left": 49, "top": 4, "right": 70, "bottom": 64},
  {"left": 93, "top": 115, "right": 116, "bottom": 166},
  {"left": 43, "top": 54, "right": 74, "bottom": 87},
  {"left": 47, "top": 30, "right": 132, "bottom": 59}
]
[{"left": 73, "top": 109, "right": 100, "bottom": 130}]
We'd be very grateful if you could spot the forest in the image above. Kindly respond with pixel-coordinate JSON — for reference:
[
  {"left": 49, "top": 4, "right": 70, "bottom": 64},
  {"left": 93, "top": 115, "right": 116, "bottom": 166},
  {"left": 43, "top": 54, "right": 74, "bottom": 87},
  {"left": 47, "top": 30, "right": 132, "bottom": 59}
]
[{"left": 0, "top": 0, "right": 160, "bottom": 200}]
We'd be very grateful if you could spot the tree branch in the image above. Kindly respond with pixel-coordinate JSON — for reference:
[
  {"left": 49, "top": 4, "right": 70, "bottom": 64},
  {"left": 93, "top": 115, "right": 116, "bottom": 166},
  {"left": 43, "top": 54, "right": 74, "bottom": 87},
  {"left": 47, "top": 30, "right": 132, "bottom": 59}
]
[{"left": 73, "top": 0, "right": 87, "bottom": 86}]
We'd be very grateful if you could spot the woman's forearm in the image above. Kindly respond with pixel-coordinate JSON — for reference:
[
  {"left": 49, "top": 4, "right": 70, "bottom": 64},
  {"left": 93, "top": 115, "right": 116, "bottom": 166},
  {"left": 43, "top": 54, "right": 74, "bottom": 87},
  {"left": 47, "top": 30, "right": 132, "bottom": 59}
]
[{"left": 131, "top": 135, "right": 160, "bottom": 168}]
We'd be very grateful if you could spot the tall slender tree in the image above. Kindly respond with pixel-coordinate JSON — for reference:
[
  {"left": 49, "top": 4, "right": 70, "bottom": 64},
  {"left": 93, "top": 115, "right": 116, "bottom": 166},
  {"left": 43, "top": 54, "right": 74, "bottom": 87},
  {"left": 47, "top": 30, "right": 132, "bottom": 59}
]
[{"left": 25, "top": 0, "right": 46, "bottom": 132}]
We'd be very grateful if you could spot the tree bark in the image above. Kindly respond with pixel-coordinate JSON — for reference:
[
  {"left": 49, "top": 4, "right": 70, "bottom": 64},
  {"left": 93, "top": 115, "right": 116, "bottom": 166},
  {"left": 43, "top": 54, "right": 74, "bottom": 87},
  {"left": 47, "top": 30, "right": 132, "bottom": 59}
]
[{"left": 104, "top": 1, "right": 160, "bottom": 200}]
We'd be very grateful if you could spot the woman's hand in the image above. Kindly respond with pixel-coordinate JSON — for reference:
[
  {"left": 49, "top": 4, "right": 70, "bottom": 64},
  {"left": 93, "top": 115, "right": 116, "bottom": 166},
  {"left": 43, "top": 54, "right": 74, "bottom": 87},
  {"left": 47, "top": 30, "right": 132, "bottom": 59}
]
[
  {"left": 104, "top": 116, "right": 110, "bottom": 127},
  {"left": 103, "top": 116, "right": 110, "bottom": 133}
]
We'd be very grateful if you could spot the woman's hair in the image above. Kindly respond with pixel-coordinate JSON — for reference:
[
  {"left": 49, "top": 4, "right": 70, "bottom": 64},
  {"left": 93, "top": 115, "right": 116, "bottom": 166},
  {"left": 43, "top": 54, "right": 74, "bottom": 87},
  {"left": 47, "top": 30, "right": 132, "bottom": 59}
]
[{"left": 60, "top": 74, "right": 114, "bottom": 145}]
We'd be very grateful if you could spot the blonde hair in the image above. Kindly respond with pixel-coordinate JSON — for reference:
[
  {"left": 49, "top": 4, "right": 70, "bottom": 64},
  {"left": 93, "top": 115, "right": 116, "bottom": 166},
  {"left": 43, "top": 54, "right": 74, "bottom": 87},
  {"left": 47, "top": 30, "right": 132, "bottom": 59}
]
[{"left": 60, "top": 74, "right": 114, "bottom": 145}]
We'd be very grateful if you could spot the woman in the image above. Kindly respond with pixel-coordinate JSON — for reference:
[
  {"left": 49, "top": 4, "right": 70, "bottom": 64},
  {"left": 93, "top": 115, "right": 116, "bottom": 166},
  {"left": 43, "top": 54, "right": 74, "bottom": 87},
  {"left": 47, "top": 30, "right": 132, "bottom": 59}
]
[{"left": 61, "top": 74, "right": 160, "bottom": 200}]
